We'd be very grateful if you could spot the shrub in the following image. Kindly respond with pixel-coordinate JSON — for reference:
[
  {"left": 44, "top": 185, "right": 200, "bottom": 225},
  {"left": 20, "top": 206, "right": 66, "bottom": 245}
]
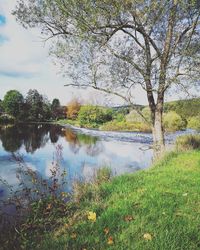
[
  {"left": 78, "top": 105, "right": 112, "bottom": 127},
  {"left": 126, "top": 110, "right": 144, "bottom": 123},
  {"left": 176, "top": 134, "right": 200, "bottom": 151},
  {"left": 114, "top": 113, "right": 125, "bottom": 122},
  {"left": 187, "top": 116, "right": 200, "bottom": 131},
  {"left": 66, "top": 99, "right": 81, "bottom": 120},
  {"left": 163, "top": 111, "right": 187, "bottom": 132},
  {"left": 0, "top": 114, "right": 15, "bottom": 124},
  {"left": 100, "top": 120, "right": 151, "bottom": 132}
]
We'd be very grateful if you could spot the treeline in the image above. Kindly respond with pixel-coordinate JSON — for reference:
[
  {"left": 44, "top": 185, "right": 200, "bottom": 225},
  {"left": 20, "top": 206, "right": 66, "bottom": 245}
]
[
  {"left": 61, "top": 97, "right": 200, "bottom": 132},
  {"left": 0, "top": 89, "right": 66, "bottom": 123}
]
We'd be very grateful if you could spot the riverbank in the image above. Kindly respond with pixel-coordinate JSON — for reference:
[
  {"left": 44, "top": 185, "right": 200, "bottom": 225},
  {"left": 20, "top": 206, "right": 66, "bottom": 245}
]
[
  {"left": 56, "top": 118, "right": 152, "bottom": 133},
  {"left": 11, "top": 149, "right": 200, "bottom": 250}
]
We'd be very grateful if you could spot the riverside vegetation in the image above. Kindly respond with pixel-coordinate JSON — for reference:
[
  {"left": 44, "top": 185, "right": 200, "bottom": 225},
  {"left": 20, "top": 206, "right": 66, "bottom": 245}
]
[
  {"left": 1, "top": 89, "right": 199, "bottom": 133},
  {"left": 1, "top": 135, "right": 200, "bottom": 249},
  {"left": 58, "top": 98, "right": 200, "bottom": 132}
]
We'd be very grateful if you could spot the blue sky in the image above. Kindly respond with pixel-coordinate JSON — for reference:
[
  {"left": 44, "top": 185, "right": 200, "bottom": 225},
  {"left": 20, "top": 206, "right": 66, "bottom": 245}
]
[
  {"left": 0, "top": 1, "right": 196, "bottom": 106},
  {"left": 0, "top": 0, "right": 148, "bottom": 106}
]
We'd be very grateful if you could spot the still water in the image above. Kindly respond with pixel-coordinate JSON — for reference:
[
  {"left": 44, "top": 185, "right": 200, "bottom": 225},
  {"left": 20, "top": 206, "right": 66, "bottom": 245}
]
[
  {"left": 0, "top": 124, "right": 153, "bottom": 197},
  {"left": 0, "top": 123, "right": 196, "bottom": 199}
]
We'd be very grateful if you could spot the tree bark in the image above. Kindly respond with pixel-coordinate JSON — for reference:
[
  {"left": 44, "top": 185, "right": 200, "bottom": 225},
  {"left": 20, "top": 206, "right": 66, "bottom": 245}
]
[{"left": 152, "top": 108, "right": 165, "bottom": 158}]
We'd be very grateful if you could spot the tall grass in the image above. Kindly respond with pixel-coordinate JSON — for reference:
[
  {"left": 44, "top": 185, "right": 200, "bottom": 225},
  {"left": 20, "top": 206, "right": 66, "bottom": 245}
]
[{"left": 176, "top": 134, "right": 200, "bottom": 151}]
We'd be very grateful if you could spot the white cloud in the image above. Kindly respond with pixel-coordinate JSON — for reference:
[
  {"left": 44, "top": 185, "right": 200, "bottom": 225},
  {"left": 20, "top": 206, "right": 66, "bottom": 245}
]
[{"left": 0, "top": 0, "right": 148, "bottom": 105}]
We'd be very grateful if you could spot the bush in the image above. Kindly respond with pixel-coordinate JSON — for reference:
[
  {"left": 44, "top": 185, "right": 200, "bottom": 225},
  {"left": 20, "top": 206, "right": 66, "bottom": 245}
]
[
  {"left": 126, "top": 110, "right": 144, "bottom": 123},
  {"left": 100, "top": 120, "right": 151, "bottom": 132},
  {"left": 78, "top": 105, "right": 112, "bottom": 128},
  {"left": 0, "top": 114, "right": 15, "bottom": 124},
  {"left": 176, "top": 134, "right": 200, "bottom": 151},
  {"left": 66, "top": 99, "right": 81, "bottom": 120},
  {"left": 163, "top": 111, "right": 187, "bottom": 132},
  {"left": 187, "top": 116, "right": 200, "bottom": 130}
]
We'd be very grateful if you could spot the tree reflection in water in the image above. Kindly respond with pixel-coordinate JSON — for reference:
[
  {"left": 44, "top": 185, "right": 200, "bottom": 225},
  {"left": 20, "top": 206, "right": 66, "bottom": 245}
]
[
  {"left": 64, "top": 129, "right": 103, "bottom": 156},
  {"left": 0, "top": 124, "right": 102, "bottom": 157}
]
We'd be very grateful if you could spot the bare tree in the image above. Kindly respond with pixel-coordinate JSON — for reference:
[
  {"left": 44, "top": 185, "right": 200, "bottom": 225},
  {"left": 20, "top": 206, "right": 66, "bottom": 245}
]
[{"left": 13, "top": 0, "right": 200, "bottom": 155}]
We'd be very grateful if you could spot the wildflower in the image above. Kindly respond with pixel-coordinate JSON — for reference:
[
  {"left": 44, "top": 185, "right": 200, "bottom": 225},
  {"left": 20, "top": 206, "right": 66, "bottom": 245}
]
[
  {"left": 88, "top": 211, "right": 96, "bottom": 222},
  {"left": 143, "top": 233, "right": 152, "bottom": 241},
  {"left": 107, "top": 236, "right": 114, "bottom": 245}
]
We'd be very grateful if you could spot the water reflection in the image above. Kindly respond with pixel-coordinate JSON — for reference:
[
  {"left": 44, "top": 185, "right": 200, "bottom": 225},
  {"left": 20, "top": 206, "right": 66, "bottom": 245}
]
[
  {"left": 0, "top": 124, "right": 153, "bottom": 198},
  {"left": 0, "top": 124, "right": 100, "bottom": 155}
]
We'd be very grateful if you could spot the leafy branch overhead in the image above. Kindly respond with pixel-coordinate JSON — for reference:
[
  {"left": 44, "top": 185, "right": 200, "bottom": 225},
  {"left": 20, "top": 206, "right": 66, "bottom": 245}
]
[{"left": 13, "top": 0, "right": 200, "bottom": 153}]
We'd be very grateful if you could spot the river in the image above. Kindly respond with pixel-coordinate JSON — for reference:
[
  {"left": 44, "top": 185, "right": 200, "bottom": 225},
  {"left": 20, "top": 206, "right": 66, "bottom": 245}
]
[{"left": 0, "top": 123, "right": 197, "bottom": 201}]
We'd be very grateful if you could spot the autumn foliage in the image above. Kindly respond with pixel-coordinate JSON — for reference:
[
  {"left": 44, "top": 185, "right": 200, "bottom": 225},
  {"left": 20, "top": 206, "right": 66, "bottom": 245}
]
[{"left": 66, "top": 99, "right": 81, "bottom": 120}]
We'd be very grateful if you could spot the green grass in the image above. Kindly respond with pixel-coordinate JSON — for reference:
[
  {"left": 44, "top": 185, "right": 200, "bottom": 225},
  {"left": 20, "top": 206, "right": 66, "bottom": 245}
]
[{"left": 33, "top": 150, "right": 200, "bottom": 250}]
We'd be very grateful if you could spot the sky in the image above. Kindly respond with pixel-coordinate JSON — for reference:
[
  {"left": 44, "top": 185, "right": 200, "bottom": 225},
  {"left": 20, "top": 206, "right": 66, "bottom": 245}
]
[
  {"left": 0, "top": 1, "right": 197, "bottom": 106},
  {"left": 0, "top": 0, "right": 149, "bottom": 106}
]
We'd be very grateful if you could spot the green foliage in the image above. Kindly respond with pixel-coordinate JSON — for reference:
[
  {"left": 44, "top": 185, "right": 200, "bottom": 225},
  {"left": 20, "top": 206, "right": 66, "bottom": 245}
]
[
  {"left": 114, "top": 113, "right": 126, "bottom": 122},
  {"left": 0, "top": 114, "right": 15, "bottom": 125},
  {"left": 25, "top": 89, "right": 51, "bottom": 121},
  {"left": 78, "top": 105, "right": 113, "bottom": 128},
  {"left": 51, "top": 98, "right": 64, "bottom": 120},
  {"left": 163, "top": 111, "right": 187, "bottom": 132},
  {"left": 0, "top": 100, "right": 4, "bottom": 114},
  {"left": 0, "top": 146, "right": 70, "bottom": 249},
  {"left": 176, "top": 134, "right": 200, "bottom": 151},
  {"left": 100, "top": 120, "right": 151, "bottom": 132},
  {"left": 126, "top": 110, "right": 144, "bottom": 123},
  {"left": 164, "top": 98, "right": 200, "bottom": 119},
  {"left": 3, "top": 90, "right": 24, "bottom": 119},
  {"left": 13, "top": 150, "right": 200, "bottom": 249},
  {"left": 187, "top": 116, "right": 200, "bottom": 130}
]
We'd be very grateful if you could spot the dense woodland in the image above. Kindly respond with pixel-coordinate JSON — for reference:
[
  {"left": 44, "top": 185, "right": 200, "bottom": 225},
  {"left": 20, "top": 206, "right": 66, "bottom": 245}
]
[{"left": 0, "top": 89, "right": 66, "bottom": 123}]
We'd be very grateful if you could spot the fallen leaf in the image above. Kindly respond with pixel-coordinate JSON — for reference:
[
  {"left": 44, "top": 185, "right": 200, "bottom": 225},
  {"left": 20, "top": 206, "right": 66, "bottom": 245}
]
[
  {"left": 124, "top": 215, "right": 134, "bottom": 222},
  {"left": 104, "top": 228, "right": 109, "bottom": 235},
  {"left": 107, "top": 236, "right": 114, "bottom": 245},
  {"left": 143, "top": 233, "right": 152, "bottom": 241},
  {"left": 88, "top": 211, "right": 96, "bottom": 222}
]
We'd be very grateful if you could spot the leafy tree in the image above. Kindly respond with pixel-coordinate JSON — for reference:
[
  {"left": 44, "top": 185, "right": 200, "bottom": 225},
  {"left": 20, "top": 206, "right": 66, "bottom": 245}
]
[
  {"left": 187, "top": 116, "right": 200, "bottom": 130},
  {"left": 66, "top": 99, "right": 81, "bottom": 120},
  {"left": 25, "top": 89, "right": 51, "bottom": 121},
  {"left": 3, "top": 90, "right": 24, "bottom": 119},
  {"left": 0, "top": 99, "right": 4, "bottom": 115},
  {"left": 78, "top": 105, "right": 112, "bottom": 127},
  {"left": 51, "top": 98, "right": 62, "bottom": 120},
  {"left": 13, "top": 1, "right": 200, "bottom": 154},
  {"left": 163, "top": 111, "right": 187, "bottom": 132}
]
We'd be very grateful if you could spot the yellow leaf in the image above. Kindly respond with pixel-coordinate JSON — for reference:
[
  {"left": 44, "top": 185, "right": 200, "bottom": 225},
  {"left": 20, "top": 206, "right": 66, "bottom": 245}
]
[
  {"left": 107, "top": 236, "right": 114, "bottom": 245},
  {"left": 143, "top": 233, "right": 152, "bottom": 241},
  {"left": 88, "top": 211, "right": 96, "bottom": 222}
]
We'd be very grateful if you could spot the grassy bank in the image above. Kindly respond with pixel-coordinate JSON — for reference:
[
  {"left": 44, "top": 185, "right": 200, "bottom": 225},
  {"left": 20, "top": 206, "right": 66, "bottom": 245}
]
[
  {"left": 18, "top": 149, "right": 200, "bottom": 250},
  {"left": 56, "top": 118, "right": 152, "bottom": 132}
]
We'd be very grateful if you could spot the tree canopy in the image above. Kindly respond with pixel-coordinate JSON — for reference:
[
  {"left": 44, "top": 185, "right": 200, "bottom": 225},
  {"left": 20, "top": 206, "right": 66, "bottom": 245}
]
[
  {"left": 3, "top": 90, "right": 24, "bottom": 119},
  {"left": 13, "top": 0, "right": 200, "bottom": 153}
]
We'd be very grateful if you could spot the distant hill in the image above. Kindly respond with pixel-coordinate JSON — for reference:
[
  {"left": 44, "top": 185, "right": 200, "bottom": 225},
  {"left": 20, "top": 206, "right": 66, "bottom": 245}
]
[
  {"left": 112, "top": 98, "right": 200, "bottom": 118},
  {"left": 164, "top": 98, "right": 200, "bottom": 118}
]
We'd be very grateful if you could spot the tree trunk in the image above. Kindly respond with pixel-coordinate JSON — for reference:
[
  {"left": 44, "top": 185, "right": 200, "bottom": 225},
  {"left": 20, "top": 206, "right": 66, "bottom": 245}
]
[{"left": 152, "top": 109, "right": 165, "bottom": 158}]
